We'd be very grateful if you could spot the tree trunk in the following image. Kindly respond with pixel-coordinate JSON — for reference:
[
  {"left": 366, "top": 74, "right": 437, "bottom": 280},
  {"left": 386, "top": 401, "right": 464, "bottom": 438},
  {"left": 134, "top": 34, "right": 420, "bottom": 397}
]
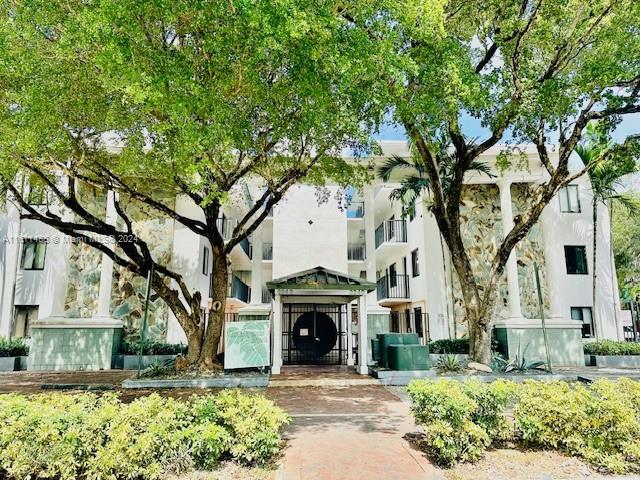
[
  {"left": 592, "top": 196, "right": 599, "bottom": 340},
  {"left": 469, "top": 317, "right": 492, "bottom": 365},
  {"left": 198, "top": 248, "right": 228, "bottom": 370}
]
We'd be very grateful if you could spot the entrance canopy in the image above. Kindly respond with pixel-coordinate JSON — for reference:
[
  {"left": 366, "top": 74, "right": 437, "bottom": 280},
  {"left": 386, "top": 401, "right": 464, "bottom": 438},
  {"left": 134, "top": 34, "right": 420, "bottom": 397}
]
[{"left": 266, "top": 266, "right": 375, "bottom": 301}]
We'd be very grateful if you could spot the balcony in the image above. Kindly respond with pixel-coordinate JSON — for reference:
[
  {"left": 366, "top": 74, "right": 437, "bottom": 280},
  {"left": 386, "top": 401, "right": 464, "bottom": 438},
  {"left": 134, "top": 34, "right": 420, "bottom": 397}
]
[
  {"left": 375, "top": 219, "right": 407, "bottom": 248},
  {"left": 376, "top": 274, "right": 410, "bottom": 306},
  {"left": 347, "top": 201, "right": 365, "bottom": 219},
  {"left": 347, "top": 243, "right": 366, "bottom": 261},
  {"left": 228, "top": 274, "right": 250, "bottom": 304}
]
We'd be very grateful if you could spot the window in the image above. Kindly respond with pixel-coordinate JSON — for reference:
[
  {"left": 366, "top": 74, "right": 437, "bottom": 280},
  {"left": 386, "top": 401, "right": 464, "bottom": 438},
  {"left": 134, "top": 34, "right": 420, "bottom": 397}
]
[
  {"left": 564, "top": 245, "right": 588, "bottom": 274},
  {"left": 411, "top": 249, "right": 420, "bottom": 277},
  {"left": 571, "top": 306, "right": 594, "bottom": 338},
  {"left": 414, "top": 307, "right": 424, "bottom": 339},
  {"left": 390, "top": 311, "right": 400, "bottom": 333},
  {"left": 559, "top": 185, "right": 581, "bottom": 213},
  {"left": 12, "top": 305, "right": 38, "bottom": 338},
  {"left": 202, "top": 247, "right": 209, "bottom": 275},
  {"left": 406, "top": 201, "right": 416, "bottom": 221},
  {"left": 21, "top": 239, "right": 46, "bottom": 270},
  {"left": 405, "top": 308, "right": 412, "bottom": 332}
]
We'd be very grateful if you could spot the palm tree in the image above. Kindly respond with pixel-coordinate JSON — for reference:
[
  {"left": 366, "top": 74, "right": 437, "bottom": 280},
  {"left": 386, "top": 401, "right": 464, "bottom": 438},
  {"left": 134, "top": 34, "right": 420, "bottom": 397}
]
[{"left": 575, "top": 123, "right": 640, "bottom": 340}]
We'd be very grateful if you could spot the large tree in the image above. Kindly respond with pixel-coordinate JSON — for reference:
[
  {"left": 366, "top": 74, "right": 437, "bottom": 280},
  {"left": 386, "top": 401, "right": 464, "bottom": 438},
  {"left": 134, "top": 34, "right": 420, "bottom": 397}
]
[
  {"left": 0, "top": 0, "right": 383, "bottom": 369},
  {"left": 344, "top": 0, "right": 640, "bottom": 363}
]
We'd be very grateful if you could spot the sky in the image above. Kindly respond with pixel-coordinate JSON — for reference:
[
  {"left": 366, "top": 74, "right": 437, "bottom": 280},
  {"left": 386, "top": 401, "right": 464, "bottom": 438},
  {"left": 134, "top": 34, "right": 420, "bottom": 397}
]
[{"left": 373, "top": 112, "right": 640, "bottom": 192}]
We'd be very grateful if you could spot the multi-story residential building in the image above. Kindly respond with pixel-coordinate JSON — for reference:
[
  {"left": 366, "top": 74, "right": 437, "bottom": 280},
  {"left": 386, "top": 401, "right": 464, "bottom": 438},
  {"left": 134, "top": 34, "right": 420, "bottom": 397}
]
[{"left": 0, "top": 141, "right": 623, "bottom": 371}]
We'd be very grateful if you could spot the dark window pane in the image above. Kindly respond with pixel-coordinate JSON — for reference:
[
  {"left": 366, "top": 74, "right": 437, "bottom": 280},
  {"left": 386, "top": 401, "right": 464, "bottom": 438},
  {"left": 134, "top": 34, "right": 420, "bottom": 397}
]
[{"left": 565, "top": 246, "right": 587, "bottom": 274}]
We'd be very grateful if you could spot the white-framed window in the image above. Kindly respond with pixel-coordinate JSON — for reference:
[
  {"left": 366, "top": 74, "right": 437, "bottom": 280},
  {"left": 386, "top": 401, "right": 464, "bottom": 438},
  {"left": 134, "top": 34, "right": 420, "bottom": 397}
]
[
  {"left": 21, "top": 239, "right": 46, "bottom": 270},
  {"left": 571, "top": 306, "right": 594, "bottom": 338},
  {"left": 559, "top": 185, "right": 581, "bottom": 213},
  {"left": 411, "top": 249, "right": 420, "bottom": 277},
  {"left": 202, "top": 247, "right": 209, "bottom": 275},
  {"left": 12, "top": 305, "right": 38, "bottom": 338}
]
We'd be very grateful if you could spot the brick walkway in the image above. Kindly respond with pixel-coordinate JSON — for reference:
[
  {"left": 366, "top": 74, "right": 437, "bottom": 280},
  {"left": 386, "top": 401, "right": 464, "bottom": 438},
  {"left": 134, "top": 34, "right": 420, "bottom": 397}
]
[{"left": 267, "top": 385, "right": 442, "bottom": 480}]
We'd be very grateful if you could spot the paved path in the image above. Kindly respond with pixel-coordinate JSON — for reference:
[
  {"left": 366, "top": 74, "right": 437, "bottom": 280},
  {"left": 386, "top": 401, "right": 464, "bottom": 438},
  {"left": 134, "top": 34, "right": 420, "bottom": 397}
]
[{"left": 265, "top": 385, "right": 442, "bottom": 480}]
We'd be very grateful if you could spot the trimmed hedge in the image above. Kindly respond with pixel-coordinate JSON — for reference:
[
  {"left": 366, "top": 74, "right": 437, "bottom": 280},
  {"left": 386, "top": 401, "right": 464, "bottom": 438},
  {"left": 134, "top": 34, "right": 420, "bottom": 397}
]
[
  {"left": 119, "top": 339, "right": 187, "bottom": 356},
  {"left": 428, "top": 338, "right": 469, "bottom": 354},
  {"left": 0, "top": 337, "right": 28, "bottom": 357},
  {"left": 0, "top": 390, "right": 289, "bottom": 479},
  {"left": 583, "top": 340, "right": 640, "bottom": 356},
  {"left": 407, "top": 378, "right": 640, "bottom": 474}
]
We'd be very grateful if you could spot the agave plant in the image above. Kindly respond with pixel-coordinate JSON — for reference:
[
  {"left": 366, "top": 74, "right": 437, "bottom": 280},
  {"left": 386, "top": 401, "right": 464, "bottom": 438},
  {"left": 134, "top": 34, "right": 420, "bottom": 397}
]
[
  {"left": 435, "top": 353, "right": 464, "bottom": 373},
  {"left": 491, "top": 343, "right": 548, "bottom": 374}
]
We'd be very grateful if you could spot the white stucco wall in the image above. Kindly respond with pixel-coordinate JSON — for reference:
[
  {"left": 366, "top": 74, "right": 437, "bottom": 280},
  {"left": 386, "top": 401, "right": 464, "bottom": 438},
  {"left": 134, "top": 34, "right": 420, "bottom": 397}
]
[{"left": 272, "top": 186, "right": 348, "bottom": 278}]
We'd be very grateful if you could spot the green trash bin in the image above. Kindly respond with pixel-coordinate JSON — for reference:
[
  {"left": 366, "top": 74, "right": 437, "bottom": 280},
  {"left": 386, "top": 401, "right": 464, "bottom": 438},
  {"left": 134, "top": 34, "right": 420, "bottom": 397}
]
[
  {"left": 387, "top": 344, "right": 431, "bottom": 371},
  {"left": 371, "top": 338, "right": 381, "bottom": 363},
  {"left": 377, "top": 333, "right": 420, "bottom": 368}
]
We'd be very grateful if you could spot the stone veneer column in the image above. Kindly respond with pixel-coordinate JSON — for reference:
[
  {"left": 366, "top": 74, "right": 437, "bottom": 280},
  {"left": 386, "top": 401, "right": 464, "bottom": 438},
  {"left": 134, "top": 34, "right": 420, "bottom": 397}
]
[
  {"left": 497, "top": 180, "right": 522, "bottom": 319},
  {"left": 271, "top": 292, "right": 282, "bottom": 374},
  {"left": 250, "top": 225, "right": 263, "bottom": 305},
  {"left": 96, "top": 190, "right": 117, "bottom": 317}
]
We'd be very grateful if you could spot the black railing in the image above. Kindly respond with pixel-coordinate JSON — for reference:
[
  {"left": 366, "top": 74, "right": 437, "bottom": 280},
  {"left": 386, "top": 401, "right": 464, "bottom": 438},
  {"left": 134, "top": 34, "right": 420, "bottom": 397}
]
[
  {"left": 347, "top": 243, "right": 366, "bottom": 261},
  {"left": 377, "top": 274, "right": 410, "bottom": 300},
  {"left": 375, "top": 219, "right": 407, "bottom": 248},
  {"left": 228, "top": 274, "right": 250, "bottom": 303},
  {"left": 262, "top": 287, "right": 272, "bottom": 304},
  {"left": 389, "top": 311, "right": 429, "bottom": 341},
  {"left": 347, "top": 201, "right": 365, "bottom": 218},
  {"left": 263, "top": 243, "right": 273, "bottom": 260}
]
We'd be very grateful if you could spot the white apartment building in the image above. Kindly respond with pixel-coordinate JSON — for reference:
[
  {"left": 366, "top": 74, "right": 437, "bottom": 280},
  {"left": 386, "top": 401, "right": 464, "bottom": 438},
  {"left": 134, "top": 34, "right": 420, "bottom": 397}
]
[{"left": 0, "top": 142, "right": 623, "bottom": 370}]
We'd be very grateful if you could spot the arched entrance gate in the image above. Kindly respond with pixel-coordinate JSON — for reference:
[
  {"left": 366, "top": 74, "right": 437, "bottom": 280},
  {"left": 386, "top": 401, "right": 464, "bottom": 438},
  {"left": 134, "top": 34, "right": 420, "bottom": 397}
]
[{"left": 282, "top": 303, "right": 349, "bottom": 365}]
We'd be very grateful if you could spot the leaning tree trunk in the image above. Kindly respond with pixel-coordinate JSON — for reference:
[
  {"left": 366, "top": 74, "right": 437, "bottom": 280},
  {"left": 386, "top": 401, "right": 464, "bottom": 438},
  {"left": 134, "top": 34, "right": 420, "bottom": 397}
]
[
  {"left": 198, "top": 248, "right": 229, "bottom": 370},
  {"left": 468, "top": 315, "right": 492, "bottom": 365},
  {"left": 592, "top": 196, "right": 599, "bottom": 340}
]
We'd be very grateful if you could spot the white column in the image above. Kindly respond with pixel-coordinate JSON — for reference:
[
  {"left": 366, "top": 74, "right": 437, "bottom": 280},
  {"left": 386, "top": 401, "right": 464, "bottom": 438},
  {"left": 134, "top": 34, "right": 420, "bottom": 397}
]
[
  {"left": 96, "top": 190, "right": 117, "bottom": 318},
  {"left": 346, "top": 302, "right": 354, "bottom": 366},
  {"left": 271, "top": 292, "right": 282, "bottom": 374},
  {"left": 357, "top": 295, "right": 369, "bottom": 374},
  {"left": 497, "top": 180, "right": 522, "bottom": 319},
  {"left": 250, "top": 226, "right": 263, "bottom": 304},
  {"left": 363, "top": 186, "right": 377, "bottom": 306}
]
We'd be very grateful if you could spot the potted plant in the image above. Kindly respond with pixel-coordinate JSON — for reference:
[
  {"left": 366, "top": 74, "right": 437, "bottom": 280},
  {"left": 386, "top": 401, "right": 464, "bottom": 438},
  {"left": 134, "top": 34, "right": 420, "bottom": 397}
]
[{"left": 0, "top": 338, "right": 29, "bottom": 371}]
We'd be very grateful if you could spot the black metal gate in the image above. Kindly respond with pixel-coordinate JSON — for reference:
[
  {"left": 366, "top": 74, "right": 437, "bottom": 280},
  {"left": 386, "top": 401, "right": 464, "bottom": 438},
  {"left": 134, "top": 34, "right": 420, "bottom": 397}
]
[{"left": 282, "top": 303, "right": 348, "bottom": 365}]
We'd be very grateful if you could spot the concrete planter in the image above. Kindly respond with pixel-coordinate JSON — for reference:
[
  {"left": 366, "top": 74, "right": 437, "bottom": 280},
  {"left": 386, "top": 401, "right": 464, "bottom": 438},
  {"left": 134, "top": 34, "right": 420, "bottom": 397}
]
[
  {"left": 584, "top": 354, "right": 596, "bottom": 366},
  {"left": 590, "top": 355, "right": 640, "bottom": 368},
  {"left": 19, "top": 356, "right": 28, "bottom": 370},
  {"left": 114, "top": 354, "right": 177, "bottom": 370},
  {"left": 430, "top": 353, "right": 469, "bottom": 364},
  {"left": 122, "top": 373, "right": 269, "bottom": 389},
  {"left": 0, "top": 357, "right": 19, "bottom": 371}
]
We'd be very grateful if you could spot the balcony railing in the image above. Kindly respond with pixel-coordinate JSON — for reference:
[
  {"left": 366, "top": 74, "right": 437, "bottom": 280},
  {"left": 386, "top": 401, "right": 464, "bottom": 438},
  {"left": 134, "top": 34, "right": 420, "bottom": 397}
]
[
  {"left": 376, "top": 274, "right": 410, "bottom": 301},
  {"left": 261, "top": 287, "right": 272, "bottom": 304},
  {"left": 228, "top": 274, "right": 250, "bottom": 303},
  {"left": 389, "top": 311, "right": 429, "bottom": 341},
  {"left": 346, "top": 201, "right": 365, "bottom": 219},
  {"left": 263, "top": 243, "right": 273, "bottom": 260},
  {"left": 375, "top": 219, "right": 407, "bottom": 248},
  {"left": 347, "top": 243, "right": 366, "bottom": 261}
]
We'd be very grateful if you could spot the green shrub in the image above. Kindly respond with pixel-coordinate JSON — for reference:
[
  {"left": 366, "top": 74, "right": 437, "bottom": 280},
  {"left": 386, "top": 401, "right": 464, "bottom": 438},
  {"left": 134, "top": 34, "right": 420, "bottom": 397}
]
[
  {"left": 0, "top": 391, "right": 289, "bottom": 480},
  {"left": 514, "top": 379, "right": 640, "bottom": 474},
  {"left": 0, "top": 337, "right": 28, "bottom": 357},
  {"left": 429, "top": 338, "right": 469, "bottom": 354},
  {"left": 210, "top": 390, "right": 291, "bottom": 465},
  {"left": 406, "top": 379, "right": 516, "bottom": 466},
  {"left": 119, "top": 339, "right": 187, "bottom": 355},
  {"left": 583, "top": 340, "right": 640, "bottom": 356}
]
